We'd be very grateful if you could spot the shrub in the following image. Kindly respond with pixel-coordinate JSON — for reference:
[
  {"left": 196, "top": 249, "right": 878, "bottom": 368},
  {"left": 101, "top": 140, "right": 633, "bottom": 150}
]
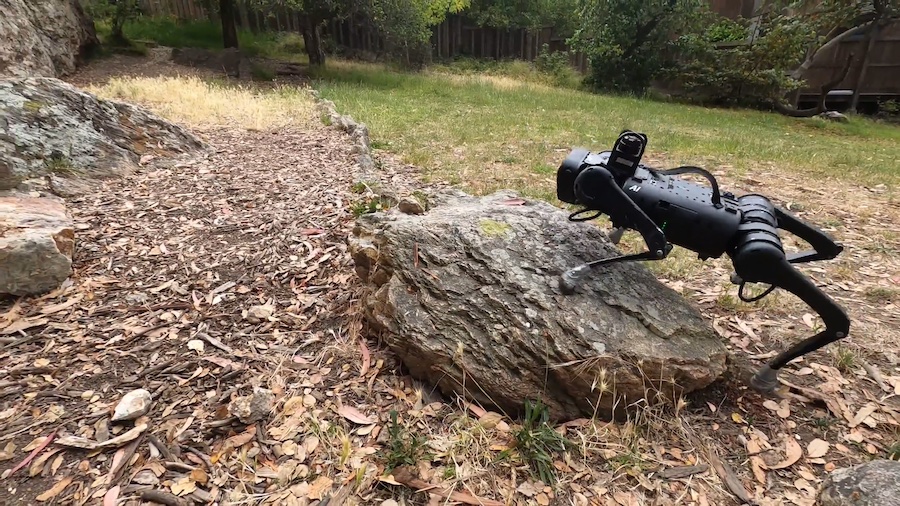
[{"left": 664, "top": 16, "right": 810, "bottom": 107}]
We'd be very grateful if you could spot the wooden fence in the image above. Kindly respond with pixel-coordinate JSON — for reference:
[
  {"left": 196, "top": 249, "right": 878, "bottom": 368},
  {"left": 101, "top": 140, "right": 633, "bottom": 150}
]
[{"left": 137, "top": 0, "right": 588, "bottom": 70}]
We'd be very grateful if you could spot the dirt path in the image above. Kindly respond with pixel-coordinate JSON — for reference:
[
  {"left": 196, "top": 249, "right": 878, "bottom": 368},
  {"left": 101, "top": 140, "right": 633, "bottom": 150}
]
[{"left": 0, "top": 54, "right": 433, "bottom": 504}]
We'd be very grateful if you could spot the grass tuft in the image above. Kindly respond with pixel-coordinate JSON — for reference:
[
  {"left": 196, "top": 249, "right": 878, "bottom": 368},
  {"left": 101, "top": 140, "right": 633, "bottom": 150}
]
[
  {"left": 382, "top": 410, "right": 432, "bottom": 471},
  {"left": 511, "top": 400, "right": 575, "bottom": 485}
]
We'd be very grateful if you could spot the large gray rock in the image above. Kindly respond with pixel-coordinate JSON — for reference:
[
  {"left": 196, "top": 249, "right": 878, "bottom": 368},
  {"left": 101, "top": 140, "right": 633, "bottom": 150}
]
[
  {"left": 817, "top": 459, "right": 900, "bottom": 506},
  {"left": 0, "top": 196, "right": 74, "bottom": 295},
  {"left": 0, "top": 0, "right": 99, "bottom": 78},
  {"left": 348, "top": 190, "right": 727, "bottom": 421},
  {"left": 0, "top": 77, "right": 205, "bottom": 189}
]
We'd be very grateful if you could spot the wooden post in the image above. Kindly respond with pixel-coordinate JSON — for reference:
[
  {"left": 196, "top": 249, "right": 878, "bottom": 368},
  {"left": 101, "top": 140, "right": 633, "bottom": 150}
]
[
  {"left": 454, "top": 16, "right": 461, "bottom": 56},
  {"left": 442, "top": 19, "right": 450, "bottom": 58}
]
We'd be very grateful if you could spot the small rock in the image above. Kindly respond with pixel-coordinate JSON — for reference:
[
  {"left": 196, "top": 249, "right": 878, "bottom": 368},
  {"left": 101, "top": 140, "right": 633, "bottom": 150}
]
[
  {"left": 398, "top": 195, "right": 426, "bottom": 215},
  {"left": 111, "top": 389, "right": 153, "bottom": 422},
  {"left": 816, "top": 459, "right": 900, "bottom": 506},
  {"left": 819, "top": 111, "right": 849, "bottom": 123},
  {"left": 0, "top": 196, "right": 74, "bottom": 295},
  {"left": 228, "top": 387, "right": 274, "bottom": 423}
]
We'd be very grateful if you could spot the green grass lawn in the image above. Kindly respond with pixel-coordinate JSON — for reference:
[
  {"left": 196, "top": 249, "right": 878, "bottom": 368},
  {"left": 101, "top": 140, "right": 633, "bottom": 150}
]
[
  {"left": 105, "top": 17, "right": 899, "bottom": 201},
  {"left": 311, "top": 60, "right": 900, "bottom": 201}
]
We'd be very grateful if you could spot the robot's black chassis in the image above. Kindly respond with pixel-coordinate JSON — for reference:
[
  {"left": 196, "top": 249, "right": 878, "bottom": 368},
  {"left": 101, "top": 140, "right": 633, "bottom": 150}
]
[{"left": 556, "top": 131, "right": 850, "bottom": 394}]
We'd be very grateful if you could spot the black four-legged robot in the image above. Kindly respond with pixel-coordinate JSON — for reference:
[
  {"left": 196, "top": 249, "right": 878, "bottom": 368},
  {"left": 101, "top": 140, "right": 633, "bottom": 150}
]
[{"left": 556, "top": 130, "right": 850, "bottom": 394}]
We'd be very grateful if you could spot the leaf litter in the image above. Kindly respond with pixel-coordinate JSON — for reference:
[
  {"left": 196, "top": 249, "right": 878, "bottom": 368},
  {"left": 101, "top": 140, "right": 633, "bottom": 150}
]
[{"left": 0, "top": 57, "right": 899, "bottom": 506}]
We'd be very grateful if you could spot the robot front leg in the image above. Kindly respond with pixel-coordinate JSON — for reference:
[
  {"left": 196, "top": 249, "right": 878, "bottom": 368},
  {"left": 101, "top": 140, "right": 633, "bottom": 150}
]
[{"left": 732, "top": 245, "right": 850, "bottom": 393}]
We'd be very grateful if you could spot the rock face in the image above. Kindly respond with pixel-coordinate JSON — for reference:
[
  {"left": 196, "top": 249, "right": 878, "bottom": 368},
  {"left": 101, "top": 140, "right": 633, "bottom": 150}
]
[
  {"left": 348, "top": 190, "right": 727, "bottom": 421},
  {"left": 0, "top": 0, "right": 99, "bottom": 78},
  {"left": 0, "top": 77, "right": 206, "bottom": 190},
  {"left": 817, "top": 459, "right": 900, "bottom": 506},
  {"left": 0, "top": 197, "right": 74, "bottom": 295}
]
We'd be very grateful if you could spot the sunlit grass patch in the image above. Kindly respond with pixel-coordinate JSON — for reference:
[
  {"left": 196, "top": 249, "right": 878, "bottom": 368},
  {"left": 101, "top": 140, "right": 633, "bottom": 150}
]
[{"left": 88, "top": 75, "right": 316, "bottom": 131}]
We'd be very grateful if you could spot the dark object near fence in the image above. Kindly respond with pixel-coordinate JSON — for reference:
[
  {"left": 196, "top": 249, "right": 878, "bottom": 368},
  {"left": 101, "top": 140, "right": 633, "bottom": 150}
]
[{"left": 556, "top": 131, "right": 850, "bottom": 394}]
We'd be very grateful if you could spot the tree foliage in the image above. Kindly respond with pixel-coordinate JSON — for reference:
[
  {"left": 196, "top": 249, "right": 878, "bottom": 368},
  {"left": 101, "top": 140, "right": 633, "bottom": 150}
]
[
  {"left": 568, "top": 0, "right": 707, "bottom": 94},
  {"left": 466, "top": 0, "right": 578, "bottom": 33},
  {"left": 84, "top": 0, "right": 142, "bottom": 44},
  {"left": 369, "top": 0, "right": 470, "bottom": 68},
  {"left": 664, "top": 13, "right": 812, "bottom": 106}
]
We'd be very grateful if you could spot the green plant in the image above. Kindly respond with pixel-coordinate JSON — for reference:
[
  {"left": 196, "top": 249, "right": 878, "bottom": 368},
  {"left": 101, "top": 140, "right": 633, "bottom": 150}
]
[
  {"left": 864, "top": 286, "right": 898, "bottom": 303},
  {"left": 833, "top": 345, "right": 856, "bottom": 373},
  {"left": 569, "top": 0, "right": 708, "bottom": 94},
  {"left": 351, "top": 196, "right": 392, "bottom": 217},
  {"left": 665, "top": 14, "right": 810, "bottom": 107},
  {"left": 513, "top": 400, "right": 575, "bottom": 485},
  {"left": 534, "top": 43, "right": 578, "bottom": 88},
  {"left": 382, "top": 410, "right": 431, "bottom": 471},
  {"left": 44, "top": 156, "right": 78, "bottom": 176}
]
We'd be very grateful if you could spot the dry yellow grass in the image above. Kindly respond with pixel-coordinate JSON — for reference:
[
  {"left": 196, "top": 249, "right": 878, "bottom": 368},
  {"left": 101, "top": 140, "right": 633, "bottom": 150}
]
[{"left": 88, "top": 75, "right": 317, "bottom": 131}]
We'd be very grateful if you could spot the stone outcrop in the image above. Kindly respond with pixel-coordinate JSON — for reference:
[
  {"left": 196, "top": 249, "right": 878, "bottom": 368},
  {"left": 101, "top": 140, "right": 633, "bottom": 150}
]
[
  {"left": 817, "top": 459, "right": 900, "bottom": 506},
  {"left": 0, "top": 77, "right": 206, "bottom": 190},
  {"left": 0, "top": 0, "right": 99, "bottom": 78},
  {"left": 0, "top": 197, "right": 74, "bottom": 295},
  {"left": 348, "top": 190, "right": 727, "bottom": 421}
]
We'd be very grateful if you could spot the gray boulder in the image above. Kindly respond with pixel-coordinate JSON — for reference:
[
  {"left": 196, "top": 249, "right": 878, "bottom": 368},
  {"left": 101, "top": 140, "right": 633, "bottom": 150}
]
[
  {"left": 0, "top": 77, "right": 205, "bottom": 190},
  {"left": 817, "top": 459, "right": 900, "bottom": 506},
  {"left": 348, "top": 190, "right": 727, "bottom": 421},
  {"left": 0, "top": 0, "right": 99, "bottom": 78},
  {"left": 0, "top": 196, "right": 73, "bottom": 295}
]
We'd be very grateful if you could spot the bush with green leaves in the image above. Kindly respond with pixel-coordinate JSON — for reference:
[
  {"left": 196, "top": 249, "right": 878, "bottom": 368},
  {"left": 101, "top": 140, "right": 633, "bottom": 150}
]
[
  {"left": 534, "top": 43, "right": 578, "bottom": 87},
  {"left": 84, "top": 0, "right": 142, "bottom": 44},
  {"left": 664, "top": 15, "right": 811, "bottom": 107},
  {"left": 568, "top": 0, "right": 707, "bottom": 95}
]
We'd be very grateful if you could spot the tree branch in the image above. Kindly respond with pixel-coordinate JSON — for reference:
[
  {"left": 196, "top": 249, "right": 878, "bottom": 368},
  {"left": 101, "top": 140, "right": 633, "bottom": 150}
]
[
  {"left": 622, "top": 0, "right": 678, "bottom": 60},
  {"left": 775, "top": 52, "right": 854, "bottom": 117},
  {"left": 789, "top": 16, "right": 875, "bottom": 79}
]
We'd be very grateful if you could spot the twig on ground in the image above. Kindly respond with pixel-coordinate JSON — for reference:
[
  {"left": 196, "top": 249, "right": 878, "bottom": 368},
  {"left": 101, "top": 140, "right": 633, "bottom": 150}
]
[
  {"left": 139, "top": 489, "right": 188, "bottom": 506},
  {"left": 858, "top": 358, "right": 889, "bottom": 392}
]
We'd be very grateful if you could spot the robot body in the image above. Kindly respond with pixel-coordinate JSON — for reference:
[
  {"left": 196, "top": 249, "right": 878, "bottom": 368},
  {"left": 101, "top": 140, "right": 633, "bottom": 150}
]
[{"left": 556, "top": 131, "right": 850, "bottom": 394}]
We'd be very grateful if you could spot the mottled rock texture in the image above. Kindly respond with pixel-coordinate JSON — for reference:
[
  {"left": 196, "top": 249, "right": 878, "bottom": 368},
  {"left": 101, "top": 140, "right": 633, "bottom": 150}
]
[
  {"left": 0, "top": 196, "right": 74, "bottom": 295},
  {"left": 0, "top": 0, "right": 99, "bottom": 78},
  {"left": 349, "top": 190, "right": 727, "bottom": 421},
  {"left": 817, "top": 459, "right": 900, "bottom": 506},
  {"left": 0, "top": 77, "right": 205, "bottom": 190}
]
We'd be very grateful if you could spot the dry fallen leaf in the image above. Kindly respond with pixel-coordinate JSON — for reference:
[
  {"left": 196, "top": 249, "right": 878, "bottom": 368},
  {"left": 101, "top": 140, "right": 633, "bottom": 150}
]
[
  {"left": 226, "top": 426, "right": 257, "bottom": 448},
  {"left": 171, "top": 476, "right": 197, "bottom": 496},
  {"left": 807, "top": 439, "right": 830, "bottom": 459},
  {"left": 337, "top": 405, "right": 375, "bottom": 425},
  {"left": 308, "top": 475, "right": 333, "bottom": 500},
  {"left": 103, "top": 486, "right": 120, "bottom": 506},
  {"left": 769, "top": 437, "right": 803, "bottom": 470},
  {"left": 746, "top": 439, "right": 767, "bottom": 484},
  {"left": 36, "top": 476, "right": 73, "bottom": 502},
  {"left": 187, "top": 339, "right": 205, "bottom": 353}
]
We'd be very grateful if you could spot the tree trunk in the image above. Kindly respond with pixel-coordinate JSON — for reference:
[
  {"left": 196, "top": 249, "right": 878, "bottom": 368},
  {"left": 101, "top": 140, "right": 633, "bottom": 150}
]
[
  {"left": 219, "top": 0, "right": 239, "bottom": 49},
  {"left": 301, "top": 17, "right": 325, "bottom": 67},
  {"left": 850, "top": 21, "right": 881, "bottom": 113},
  {"left": 237, "top": 1, "right": 250, "bottom": 32},
  {"left": 775, "top": 53, "right": 854, "bottom": 117}
]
